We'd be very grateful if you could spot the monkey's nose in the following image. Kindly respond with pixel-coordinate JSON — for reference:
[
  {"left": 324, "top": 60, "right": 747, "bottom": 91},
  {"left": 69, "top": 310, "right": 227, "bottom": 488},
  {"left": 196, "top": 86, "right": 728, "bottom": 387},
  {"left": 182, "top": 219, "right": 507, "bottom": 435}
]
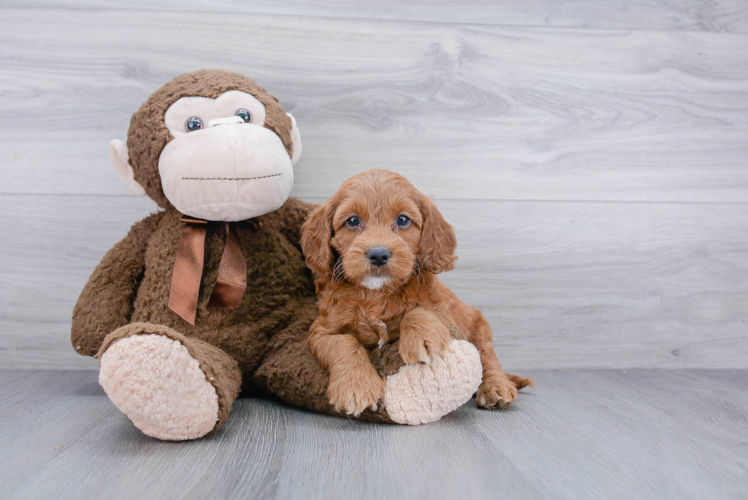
[
  {"left": 208, "top": 116, "right": 245, "bottom": 127},
  {"left": 367, "top": 246, "right": 391, "bottom": 267}
]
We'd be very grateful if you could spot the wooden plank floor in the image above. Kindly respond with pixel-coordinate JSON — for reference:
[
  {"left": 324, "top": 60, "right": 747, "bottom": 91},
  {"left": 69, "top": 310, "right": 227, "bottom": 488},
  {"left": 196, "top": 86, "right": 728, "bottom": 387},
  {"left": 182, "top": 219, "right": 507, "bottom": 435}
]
[{"left": 1, "top": 369, "right": 746, "bottom": 499}]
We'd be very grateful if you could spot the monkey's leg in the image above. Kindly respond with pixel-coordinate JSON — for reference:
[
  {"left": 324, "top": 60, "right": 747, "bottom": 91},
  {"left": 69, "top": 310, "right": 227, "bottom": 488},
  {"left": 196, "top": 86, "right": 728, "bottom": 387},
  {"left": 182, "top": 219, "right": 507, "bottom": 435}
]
[
  {"left": 377, "top": 332, "right": 482, "bottom": 425},
  {"left": 252, "top": 307, "right": 364, "bottom": 420},
  {"left": 97, "top": 322, "right": 241, "bottom": 441},
  {"left": 255, "top": 304, "right": 482, "bottom": 425}
]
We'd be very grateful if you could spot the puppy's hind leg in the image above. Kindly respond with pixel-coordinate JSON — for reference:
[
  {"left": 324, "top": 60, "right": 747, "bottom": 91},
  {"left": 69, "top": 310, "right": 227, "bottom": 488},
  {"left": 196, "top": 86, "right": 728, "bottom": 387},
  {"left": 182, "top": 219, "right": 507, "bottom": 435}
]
[{"left": 471, "top": 315, "right": 534, "bottom": 409}]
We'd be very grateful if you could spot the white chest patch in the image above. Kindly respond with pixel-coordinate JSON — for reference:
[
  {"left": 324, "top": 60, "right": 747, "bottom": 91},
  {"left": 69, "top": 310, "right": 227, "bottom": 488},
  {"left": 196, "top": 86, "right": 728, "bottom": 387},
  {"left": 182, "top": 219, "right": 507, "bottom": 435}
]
[{"left": 362, "top": 276, "right": 389, "bottom": 290}]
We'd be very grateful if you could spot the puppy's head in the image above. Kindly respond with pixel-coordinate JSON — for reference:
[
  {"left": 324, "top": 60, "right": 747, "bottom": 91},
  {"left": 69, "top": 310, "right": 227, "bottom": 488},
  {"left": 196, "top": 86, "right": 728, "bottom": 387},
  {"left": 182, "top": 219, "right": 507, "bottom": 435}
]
[{"left": 301, "top": 169, "right": 457, "bottom": 290}]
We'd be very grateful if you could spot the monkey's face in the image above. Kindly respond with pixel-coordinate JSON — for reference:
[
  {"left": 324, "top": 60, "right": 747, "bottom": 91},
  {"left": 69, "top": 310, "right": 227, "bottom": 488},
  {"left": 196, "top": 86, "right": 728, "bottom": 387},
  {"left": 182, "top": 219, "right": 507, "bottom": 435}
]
[
  {"left": 110, "top": 71, "right": 302, "bottom": 222},
  {"left": 158, "top": 90, "right": 294, "bottom": 221}
]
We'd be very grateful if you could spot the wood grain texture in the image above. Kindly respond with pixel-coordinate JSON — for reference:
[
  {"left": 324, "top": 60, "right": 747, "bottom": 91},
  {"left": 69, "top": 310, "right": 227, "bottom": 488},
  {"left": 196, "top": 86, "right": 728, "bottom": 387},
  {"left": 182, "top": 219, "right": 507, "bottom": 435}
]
[
  {"left": 1, "top": 369, "right": 746, "bottom": 499},
  {"left": 2, "top": 0, "right": 748, "bottom": 33},
  {"left": 1, "top": 8, "right": 747, "bottom": 202},
  {"left": 2, "top": 5, "right": 747, "bottom": 371},
  {"left": 2, "top": 194, "right": 747, "bottom": 370}
]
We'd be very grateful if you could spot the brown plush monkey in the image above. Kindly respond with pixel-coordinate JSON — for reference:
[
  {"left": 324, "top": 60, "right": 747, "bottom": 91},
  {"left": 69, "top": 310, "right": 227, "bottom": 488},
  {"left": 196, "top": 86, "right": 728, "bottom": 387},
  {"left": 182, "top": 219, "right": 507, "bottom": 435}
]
[{"left": 72, "top": 70, "right": 483, "bottom": 440}]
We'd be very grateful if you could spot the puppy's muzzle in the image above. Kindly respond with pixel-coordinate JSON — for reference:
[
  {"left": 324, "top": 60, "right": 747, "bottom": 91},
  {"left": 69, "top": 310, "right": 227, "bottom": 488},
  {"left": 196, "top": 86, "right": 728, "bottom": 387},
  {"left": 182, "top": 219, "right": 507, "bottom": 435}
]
[{"left": 367, "top": 246, "right": 391, "bottom": 267}]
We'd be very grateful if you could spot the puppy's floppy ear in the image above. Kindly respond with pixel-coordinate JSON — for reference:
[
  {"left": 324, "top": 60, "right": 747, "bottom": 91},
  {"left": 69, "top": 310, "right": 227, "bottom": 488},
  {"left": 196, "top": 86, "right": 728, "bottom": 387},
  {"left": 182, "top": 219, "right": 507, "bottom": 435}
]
[
  {"left": 417, "top": 194, "right": 457, "bottom": 274},
  {"left": 301, "top": 196, "right": 338, "bottom": 277}
]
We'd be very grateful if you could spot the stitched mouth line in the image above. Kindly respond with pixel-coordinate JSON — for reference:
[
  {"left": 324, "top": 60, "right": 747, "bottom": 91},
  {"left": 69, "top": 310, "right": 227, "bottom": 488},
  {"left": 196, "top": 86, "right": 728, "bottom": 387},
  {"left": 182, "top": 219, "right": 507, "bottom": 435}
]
[{"left": 181, "top": 173, "right": 283, "bottom": 181}]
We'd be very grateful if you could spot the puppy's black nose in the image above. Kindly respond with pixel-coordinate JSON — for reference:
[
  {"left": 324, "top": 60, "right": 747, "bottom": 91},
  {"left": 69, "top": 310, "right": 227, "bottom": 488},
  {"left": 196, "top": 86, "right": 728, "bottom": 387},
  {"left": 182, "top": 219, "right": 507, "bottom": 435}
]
[{"left": 367, "top": 246, "right": 391, "bottom": 267}]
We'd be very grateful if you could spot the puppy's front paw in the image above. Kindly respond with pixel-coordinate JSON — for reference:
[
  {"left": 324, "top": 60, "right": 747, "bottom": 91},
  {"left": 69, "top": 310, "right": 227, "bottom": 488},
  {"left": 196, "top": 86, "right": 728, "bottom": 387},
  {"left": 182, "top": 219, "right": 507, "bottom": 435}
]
[
  {"left": 399, "top": 324, "right": 451, "bottom": 365},
  {"left": 476, "top": 373, "right": 519, "bottom": 409},
  {"left": 328, "top": 364, "right": 385, "bottom": 417}
]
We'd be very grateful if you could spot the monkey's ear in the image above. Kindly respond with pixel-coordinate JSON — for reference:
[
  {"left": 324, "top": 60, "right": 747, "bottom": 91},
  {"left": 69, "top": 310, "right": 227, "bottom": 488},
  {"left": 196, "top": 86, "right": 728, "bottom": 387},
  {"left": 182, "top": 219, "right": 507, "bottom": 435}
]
[
  {"left": 286, "top": 113, "right": 302, "bottom": 165},
  {"left": 109, "top": 140, "right": 146, "bottom": 196}
]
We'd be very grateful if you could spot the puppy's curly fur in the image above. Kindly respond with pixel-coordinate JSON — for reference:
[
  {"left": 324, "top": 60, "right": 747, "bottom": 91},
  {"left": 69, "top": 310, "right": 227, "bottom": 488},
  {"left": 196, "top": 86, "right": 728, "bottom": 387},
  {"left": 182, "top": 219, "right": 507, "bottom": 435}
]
[{"left": 301, "top": 169, "right": 532, "bottom": 416}]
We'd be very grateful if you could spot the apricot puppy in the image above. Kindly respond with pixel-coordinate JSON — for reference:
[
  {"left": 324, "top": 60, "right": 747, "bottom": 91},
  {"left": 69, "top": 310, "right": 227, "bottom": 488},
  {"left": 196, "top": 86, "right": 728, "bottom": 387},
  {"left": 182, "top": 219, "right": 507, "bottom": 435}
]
[{"left": 301, "top": 169, "right": 532, "bottom": 416}]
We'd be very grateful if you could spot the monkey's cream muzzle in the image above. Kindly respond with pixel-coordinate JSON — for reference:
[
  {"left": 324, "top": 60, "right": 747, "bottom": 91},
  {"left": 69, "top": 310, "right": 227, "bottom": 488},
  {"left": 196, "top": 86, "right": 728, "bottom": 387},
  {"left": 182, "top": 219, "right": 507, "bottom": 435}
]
[{"left": 159, "top": 121, "right": 294, "bottom": 222}]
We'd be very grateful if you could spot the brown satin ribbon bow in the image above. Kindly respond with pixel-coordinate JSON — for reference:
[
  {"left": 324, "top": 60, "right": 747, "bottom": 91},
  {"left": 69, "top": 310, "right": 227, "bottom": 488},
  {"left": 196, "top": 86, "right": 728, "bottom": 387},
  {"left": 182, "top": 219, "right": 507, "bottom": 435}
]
[{"left": 168, "top": 216, "right": 258, "bottom": 325}]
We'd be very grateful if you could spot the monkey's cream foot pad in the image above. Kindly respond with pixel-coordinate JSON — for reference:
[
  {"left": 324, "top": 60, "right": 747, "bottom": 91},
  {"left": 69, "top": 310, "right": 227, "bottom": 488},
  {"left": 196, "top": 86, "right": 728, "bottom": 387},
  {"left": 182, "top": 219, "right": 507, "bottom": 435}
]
[
  {"left": 382, "top": 339, "right": 482, "bottom": 425},
  {"left": 98, "top": 334, "right": 219, "bottom": 440}
]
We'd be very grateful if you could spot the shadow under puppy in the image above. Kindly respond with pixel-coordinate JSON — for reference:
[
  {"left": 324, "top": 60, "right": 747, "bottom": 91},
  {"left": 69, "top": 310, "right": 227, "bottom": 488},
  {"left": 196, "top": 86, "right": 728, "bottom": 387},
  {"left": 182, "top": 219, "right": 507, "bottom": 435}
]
[{"left": 301, "top": 169, "right": 532, "bottom": 418}]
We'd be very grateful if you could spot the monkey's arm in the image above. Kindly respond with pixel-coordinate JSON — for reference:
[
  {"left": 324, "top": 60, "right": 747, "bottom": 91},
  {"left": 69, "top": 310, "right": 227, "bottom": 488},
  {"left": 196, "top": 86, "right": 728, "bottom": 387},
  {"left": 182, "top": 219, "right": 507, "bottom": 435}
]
[{"left": 71, "top": 211, "right": 165, "bottom": 356}]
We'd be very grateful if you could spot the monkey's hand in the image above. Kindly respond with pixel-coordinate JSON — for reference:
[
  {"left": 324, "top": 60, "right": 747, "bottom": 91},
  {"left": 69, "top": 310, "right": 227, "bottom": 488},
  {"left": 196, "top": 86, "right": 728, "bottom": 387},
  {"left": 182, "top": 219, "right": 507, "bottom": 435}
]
[{"left": 71, "top": 212, "right": 164, "bottom": 357}]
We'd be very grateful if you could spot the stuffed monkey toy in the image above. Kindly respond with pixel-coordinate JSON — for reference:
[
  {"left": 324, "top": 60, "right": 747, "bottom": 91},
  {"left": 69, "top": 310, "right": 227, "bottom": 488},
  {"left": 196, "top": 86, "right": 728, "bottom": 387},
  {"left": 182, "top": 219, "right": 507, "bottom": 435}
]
[{"left": 71, "top": 70, "right": 484, "bottom": 440}]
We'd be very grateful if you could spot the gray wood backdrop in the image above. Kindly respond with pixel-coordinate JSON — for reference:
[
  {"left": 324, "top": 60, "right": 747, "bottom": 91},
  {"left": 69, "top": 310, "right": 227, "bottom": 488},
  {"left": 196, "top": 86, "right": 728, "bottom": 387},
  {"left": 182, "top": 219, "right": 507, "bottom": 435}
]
[{"left": 1, "top": 1, "right": 747, "bottom": 370}]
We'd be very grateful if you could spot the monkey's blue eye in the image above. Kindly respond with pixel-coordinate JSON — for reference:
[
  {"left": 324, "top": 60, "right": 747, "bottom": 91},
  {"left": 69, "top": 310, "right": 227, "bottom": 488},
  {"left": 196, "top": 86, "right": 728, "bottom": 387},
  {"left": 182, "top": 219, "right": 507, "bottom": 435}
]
[
  {"left": 185, "top": 116, "right": 203, "bottom": 132},
  {"left": 346, "top": 216, "right": 360, "bottom": 228},
  {"left": 396, "top": 215, "right": 410, "bottom": 227},
  {"left": 235, "top": 109, "right": 251, "bottom": 123}
]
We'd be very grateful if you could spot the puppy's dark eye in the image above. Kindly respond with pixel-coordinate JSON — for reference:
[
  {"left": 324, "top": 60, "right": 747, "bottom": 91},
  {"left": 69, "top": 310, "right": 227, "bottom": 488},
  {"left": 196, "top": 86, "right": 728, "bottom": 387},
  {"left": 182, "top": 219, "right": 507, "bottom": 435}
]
[
  {"left": 235, "top": 108, "right": 252, "bottom": 123},
  {"left": 396, "top": 215, "right": 410, "bottom": 227},
  {"left": 185, "top": 116, "right": 203, "bottom": 132},
  {"left": 346, "top": 216, "right": 360, "bottom": 228}
]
